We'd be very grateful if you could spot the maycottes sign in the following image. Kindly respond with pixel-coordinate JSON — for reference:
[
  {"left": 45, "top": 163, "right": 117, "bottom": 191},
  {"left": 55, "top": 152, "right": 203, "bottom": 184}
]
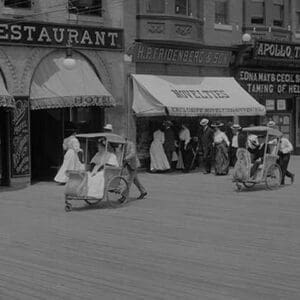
[
  {"left": 254, "top": 41, "right": 300, "bottom": 61},
  {"left": 0, "top": 20, "right": 123, "bottom": 50}
]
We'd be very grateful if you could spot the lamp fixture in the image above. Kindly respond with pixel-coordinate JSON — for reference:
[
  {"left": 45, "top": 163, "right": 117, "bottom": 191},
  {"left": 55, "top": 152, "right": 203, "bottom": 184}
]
[
  {"left": 63, "top": 41, "right": 76, "bottom": 70},
  {"left": 242, "top": 33, "right": 251, "bottom": 43}
]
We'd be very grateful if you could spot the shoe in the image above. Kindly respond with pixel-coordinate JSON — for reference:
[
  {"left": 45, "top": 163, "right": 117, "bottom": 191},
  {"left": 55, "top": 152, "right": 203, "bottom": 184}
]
[
  {"left": 291, "top": 174, "right": 295, "bottom": 184},
  {"left": 118, "top": 196, "right": 126, "bottom": 203},
  {"left": 137, "top": 192, "right": 147, "bottom": 200}
]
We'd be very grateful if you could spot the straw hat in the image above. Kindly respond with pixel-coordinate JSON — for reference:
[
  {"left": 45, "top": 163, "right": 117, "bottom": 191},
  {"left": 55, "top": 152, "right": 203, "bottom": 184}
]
[
  {"left": 200, "top": 118, "right": 209, "bottom": 126},
  {"left": 231, "top": 124, "right": 241, "bottom": 130},
  {"left": 103, "top": 124, "right": 113, "bottom": 131},
  {"left": 211, "top": 121, "right": 224, "bottom": 127},
  {"left": 267, "top": 120, "right": 276, "bottom": 127}
]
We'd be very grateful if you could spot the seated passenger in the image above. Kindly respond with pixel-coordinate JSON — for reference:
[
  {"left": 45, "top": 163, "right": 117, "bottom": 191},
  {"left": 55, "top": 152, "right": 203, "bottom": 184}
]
[{"left": 87, "top": 139, "right": 119, "bottom": 198}]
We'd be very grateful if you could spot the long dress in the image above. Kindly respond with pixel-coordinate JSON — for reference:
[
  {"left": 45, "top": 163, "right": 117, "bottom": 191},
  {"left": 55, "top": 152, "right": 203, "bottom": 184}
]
[
  {"left": 214, "top": 131, "right": 230, "bottom": 175},
  {"left": 54, "top": 137, "right": 84, "bottom": 183},
  {"left": 150, "top": 130, "right": 170, "bottom": 171},
  {"left": 87, "top": 152, "right": 119, "bottom": 198}
]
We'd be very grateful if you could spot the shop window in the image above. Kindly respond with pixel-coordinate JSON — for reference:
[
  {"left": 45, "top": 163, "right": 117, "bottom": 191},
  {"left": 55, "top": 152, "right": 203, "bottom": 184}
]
[
  {"left": 215, "top": 0, "right": 228, "bottom": 25},
  {"left": 175, "top": 0, "right": 191, "bottom": 16},
  {"left": 297, "top": 12, "right": 300, "bottom": 30},
  {"left": 68, "top": 0, "right": 102, "bottom": 17},
  {"left": 146, "top": 0, "right": 165, "bottom": 13},
  {"left": 273, "top": 0, "right": 284, "bottom": 27},
  {"left": 251, "top": 0, "right": 265, "bottom": 25},
  {"left": 4, "top": 0, "right": 31, "bottom": 8}
]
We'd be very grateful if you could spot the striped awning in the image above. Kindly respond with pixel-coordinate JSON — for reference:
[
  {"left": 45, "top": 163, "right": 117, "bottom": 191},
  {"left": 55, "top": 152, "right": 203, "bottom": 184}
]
[{"left": 30, "top": 51, "right": 115, "bottom": 110}]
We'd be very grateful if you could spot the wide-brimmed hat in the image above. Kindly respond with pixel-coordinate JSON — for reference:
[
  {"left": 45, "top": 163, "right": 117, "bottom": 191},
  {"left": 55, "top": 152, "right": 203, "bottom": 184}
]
[
  {"left": 163, "top": 120, "right": 173, "bottom": 126},
  {"left": 103, "top": 124, "right": 113, "bottom": 131},
  {"left": 231, "top": 124, "right": 241, "bottom": 130},
  {"left": 200, "top": 118, "right": 209, "bottom": 126},
  {"left": 211, "top": 121, "right": 224, "bottom": 127},
  {"left": 267, "top": 120, "right": 276, "bottom": 127}
]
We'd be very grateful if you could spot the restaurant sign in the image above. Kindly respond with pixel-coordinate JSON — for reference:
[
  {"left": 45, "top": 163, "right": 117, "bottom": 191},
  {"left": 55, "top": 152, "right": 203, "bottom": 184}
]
[
  {"left": 0, "top": 20, "right": 123, "bottom": 50},
  {"left": 238, "top": 69, "right": 300, "bottom": 95},
  {"left": 254, "top": 41, "right": 300, "bottom": 61},
  {"left": 131, "top": 42, "right": 231, "bottom": 67}
]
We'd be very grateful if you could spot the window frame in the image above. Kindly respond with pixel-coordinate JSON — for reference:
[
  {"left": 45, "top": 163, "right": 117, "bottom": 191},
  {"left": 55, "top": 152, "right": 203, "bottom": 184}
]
[
  {"left": 68, "top": 0, "right": 102, "bottom": 17},
  {"left": 175, "top": 0, "right": 191, "bottom": 16},
  {"left": 250, "top": 0, "right": 265, "bottom": 25},
  {"left": 214, "top": 0, "right": 229, "bottom": 25},
  {"left": 146, "top": 0, "right": 165, "bottom": 14},
  {"left": 273, "top": 2, "right": 284, "bottom": 27}
]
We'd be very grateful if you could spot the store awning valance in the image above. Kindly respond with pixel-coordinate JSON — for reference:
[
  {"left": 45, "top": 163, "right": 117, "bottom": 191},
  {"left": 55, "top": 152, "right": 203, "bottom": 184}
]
[
  {"left": 132, "top": 75, "right": 266, "bottom": 117},
  {"left": 30, "top": 52, "right": 115, "bottom": 110},
  {"left": 0, "top": 75, "right": 15, "bottom": 109}
]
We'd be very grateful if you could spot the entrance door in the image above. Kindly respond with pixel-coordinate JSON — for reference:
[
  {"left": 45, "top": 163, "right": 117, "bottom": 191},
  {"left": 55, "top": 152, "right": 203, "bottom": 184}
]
[{"left": 0, "top": 111, "right": 10, "bottom": 185}]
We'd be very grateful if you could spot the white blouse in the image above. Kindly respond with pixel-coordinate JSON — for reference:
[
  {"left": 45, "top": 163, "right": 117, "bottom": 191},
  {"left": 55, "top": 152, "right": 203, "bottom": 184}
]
[{"left": 214, "top": 131, "right": 230, "bottom": 146}]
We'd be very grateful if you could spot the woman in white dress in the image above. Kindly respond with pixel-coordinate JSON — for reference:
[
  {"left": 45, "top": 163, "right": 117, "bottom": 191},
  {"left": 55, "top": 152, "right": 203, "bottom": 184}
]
[
  {"left": 212, "top": 121, "right": 230, "bottom": 175},
  {"left": 149, "top": 127, "right": 170, "bottom": 172},
  {"left": 54, "top": 136, "right": 84, "bottom": 184},
  {"left": 87, "top": 140, "right": 119, "bottom": 198}
]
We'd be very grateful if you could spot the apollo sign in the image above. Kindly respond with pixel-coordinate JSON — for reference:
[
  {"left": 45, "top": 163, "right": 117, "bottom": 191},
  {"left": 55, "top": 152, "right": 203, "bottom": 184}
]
[
  {"left": 254, "top": 41, "right": 300, "bottom": 60},
  {"left": 0, "top": 20, "right": 123, "bottom": 50}
]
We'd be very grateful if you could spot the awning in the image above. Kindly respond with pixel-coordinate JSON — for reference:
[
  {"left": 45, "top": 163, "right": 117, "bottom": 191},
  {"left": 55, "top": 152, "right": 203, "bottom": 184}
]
[
  {"left": 132, "top": 75, "right": 266, "bottom": 117},
  {"left": 0, "top": 75, "right": 15, "bottom": 109},
  {"left": 30, "top": 51, "right": 115, "bottom": 110}
]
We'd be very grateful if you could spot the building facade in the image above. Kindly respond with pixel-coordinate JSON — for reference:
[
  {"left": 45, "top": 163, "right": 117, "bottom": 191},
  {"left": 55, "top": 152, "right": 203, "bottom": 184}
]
[{"left": 0, "top": 0, "right": 130, "bottom": 186}]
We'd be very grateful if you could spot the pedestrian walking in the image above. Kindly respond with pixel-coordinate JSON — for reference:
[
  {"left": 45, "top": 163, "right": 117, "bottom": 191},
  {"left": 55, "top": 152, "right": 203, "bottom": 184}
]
[
  {"left": 277, "top": 136, "right": 295, "bottom": 185},
  {"left": 178, "top": 123, "right": 193, "bottom": 172},
  {"left": 230, "top": 124, "right": 242, "bottom": 167},
  {"left": 149, "top": 126, "right": 170, "bottom": 172},
  {"left": 163, "top": 121, "right": 176, "bottom": 170},
  {"left": 119, "top": 139, "right": 147, "bottom": 202},
  {"left": 212, "top": 121, "right": 230, "bottom": 175},
  {"left": 199, "top": 118, "right": 214, "bottom": 174}
]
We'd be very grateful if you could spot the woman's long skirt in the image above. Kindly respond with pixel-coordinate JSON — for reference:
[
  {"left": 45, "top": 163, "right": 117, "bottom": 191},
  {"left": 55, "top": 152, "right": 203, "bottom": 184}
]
[
  {"left": 214, "top": 142, "right": 229, "bottom": 175},
  {"left": 150, "top": 141, "right": 170, "bottom": 171}
]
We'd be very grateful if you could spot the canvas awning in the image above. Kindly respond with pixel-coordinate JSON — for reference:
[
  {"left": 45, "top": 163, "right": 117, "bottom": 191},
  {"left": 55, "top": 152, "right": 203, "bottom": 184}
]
[
  {"left": 132, "top": 75, "right": 266, "bottom": 117},
  {"left": 30, "top": 51, "right": 115, "bottom": 110},
  {"left": 0, "top": 75, "right": 15, "bottom": 109}
]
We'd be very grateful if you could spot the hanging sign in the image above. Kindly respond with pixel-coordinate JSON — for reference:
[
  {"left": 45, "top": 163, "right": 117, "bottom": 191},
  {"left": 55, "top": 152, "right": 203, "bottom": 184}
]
[{"left": 0, "top": 20, "right": 123, "bottom": 50}]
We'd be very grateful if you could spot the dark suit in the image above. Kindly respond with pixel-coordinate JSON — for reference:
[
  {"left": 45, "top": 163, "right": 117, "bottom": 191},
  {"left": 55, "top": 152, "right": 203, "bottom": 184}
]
[
  {"left": 123, "top": 140, "right": 146, "bottom": 196},
  {"left": 163, "top": 127, "right": 176, "bottom": 166},
  {"left": 200, "top": 126, "right": 214, "bottom": 173}
]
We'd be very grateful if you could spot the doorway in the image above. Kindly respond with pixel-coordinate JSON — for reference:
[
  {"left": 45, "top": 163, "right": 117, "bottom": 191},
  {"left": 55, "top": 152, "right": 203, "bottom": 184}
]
[
  {"left": 0, "top": 110, "right": 10, "bottom": 185},
  {"left": 30, "top": 107, "right": 104, "bottom": 181}
]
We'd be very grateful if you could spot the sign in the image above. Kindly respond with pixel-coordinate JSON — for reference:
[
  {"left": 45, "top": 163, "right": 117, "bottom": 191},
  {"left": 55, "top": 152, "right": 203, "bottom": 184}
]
[
  {"left": 11, "top": 98, "right": 30, "bottom": 177},
  {"left": 131, "top": 42, "right": 231, "bottom": 66},
  {"left": 238, "top": 69, "right": 300, "bottom": 96},
  {"left": 265, "top": 99, "right": 275, "bottom": 111},
  {"left": 254, "top": 41, "right": 300, "bottom": 61},
  {"left": 277, "top": 99, "right": 286, "bottom": 111},
  {"left": 0, "top": 20, "right": 123, "bottom": 50}
]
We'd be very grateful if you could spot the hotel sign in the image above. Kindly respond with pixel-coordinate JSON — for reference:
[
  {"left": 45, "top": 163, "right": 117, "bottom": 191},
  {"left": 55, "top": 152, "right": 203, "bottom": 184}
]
[
  {"left": 131, "top": 42, "right": 231, "bottom": 67},
  {"left": 254, "top": 41, "right": 300, "bottom": 61},
  {"left": 0, "top": 20, "right": 123, "bottom": 50},
  {"left": 238, "top": 69, "right": 300, "bottom": 95}
]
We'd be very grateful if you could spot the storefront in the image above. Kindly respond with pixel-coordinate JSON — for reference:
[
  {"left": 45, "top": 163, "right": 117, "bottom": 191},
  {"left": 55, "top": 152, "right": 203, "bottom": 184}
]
[
  {"left": 0, "top": 20, "right": 124, "bottom": 186},
  {"left": 236, "top": 40, "right": 300, "bottom": 154},
  {"left": 0, "top": 74, "right": 15, "bottom": 186}
]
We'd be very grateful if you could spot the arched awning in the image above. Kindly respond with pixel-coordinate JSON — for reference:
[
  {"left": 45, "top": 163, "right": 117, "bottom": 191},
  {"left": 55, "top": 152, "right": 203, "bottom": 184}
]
[
  {"left": 132, "top": 75, "right": 266, "bottom": 117},
  {"left": 0, "top": 74, "right": 15, "bottom": 109},
  {"left": 30, "top": 51, "right": 115, "bottom": 110}
]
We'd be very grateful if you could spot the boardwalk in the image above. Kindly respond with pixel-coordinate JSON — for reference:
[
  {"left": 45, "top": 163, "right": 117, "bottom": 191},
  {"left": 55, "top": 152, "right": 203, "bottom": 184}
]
[{"left": 0, "top": 157, "right": 300, "bottom": 299}]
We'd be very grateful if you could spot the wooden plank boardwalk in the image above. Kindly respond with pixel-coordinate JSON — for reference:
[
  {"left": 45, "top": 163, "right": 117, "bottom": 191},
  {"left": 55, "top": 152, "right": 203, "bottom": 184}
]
[{"left": 0, "top": 157, "right": 300, "bottom": 299}]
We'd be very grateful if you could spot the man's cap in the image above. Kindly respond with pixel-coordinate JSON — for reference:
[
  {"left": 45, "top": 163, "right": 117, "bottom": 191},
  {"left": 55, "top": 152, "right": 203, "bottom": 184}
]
[
  {"left": 103, "top": 124, "right": 113, "bottom": 131},
  {"left": 200, "top": 118, "right": 209, "bottom": 126}
]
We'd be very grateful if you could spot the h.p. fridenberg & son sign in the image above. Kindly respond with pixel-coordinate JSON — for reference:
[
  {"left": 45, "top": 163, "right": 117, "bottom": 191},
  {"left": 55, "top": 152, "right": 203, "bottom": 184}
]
[{"left": 0, "top": 20, "right": 123, "bottom": 50}]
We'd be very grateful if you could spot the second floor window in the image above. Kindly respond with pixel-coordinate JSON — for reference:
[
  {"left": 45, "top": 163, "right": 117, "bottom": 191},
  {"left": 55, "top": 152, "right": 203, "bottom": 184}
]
[
  {"left": 175, "top": 0, "right": 191, "bottom": 16},
  {"left": 68, "top": 0, "right": 102, "bottom": 17},
  {"left": 4, "top": 0, "right": 31, "bottom": 8},
  {"left": 215, "top": 0, "right": 228, "bottom": 24},
  {"left": 251, "top": 0, "right": 265, "bottom": 25},
  {"left": 146, "top": 0, "right": 165, "bottom": 13},
  {"left": 273, "top": 0, "right": 284, "bottom": 27}
]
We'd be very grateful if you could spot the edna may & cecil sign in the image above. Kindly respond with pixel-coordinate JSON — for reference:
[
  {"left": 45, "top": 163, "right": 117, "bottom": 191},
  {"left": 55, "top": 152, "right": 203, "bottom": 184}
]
[
  {"left": 0, "top": 20, "right": 123, "bottom": 50},
  {"left": 131, "top": 42, "right": 231, "bottom": 67},
  {"left": 238, "top": 69, "right": 300, "bottom": 95},
  {"left": 254, "top": 41, "right": 300, "bottom": 61}
]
